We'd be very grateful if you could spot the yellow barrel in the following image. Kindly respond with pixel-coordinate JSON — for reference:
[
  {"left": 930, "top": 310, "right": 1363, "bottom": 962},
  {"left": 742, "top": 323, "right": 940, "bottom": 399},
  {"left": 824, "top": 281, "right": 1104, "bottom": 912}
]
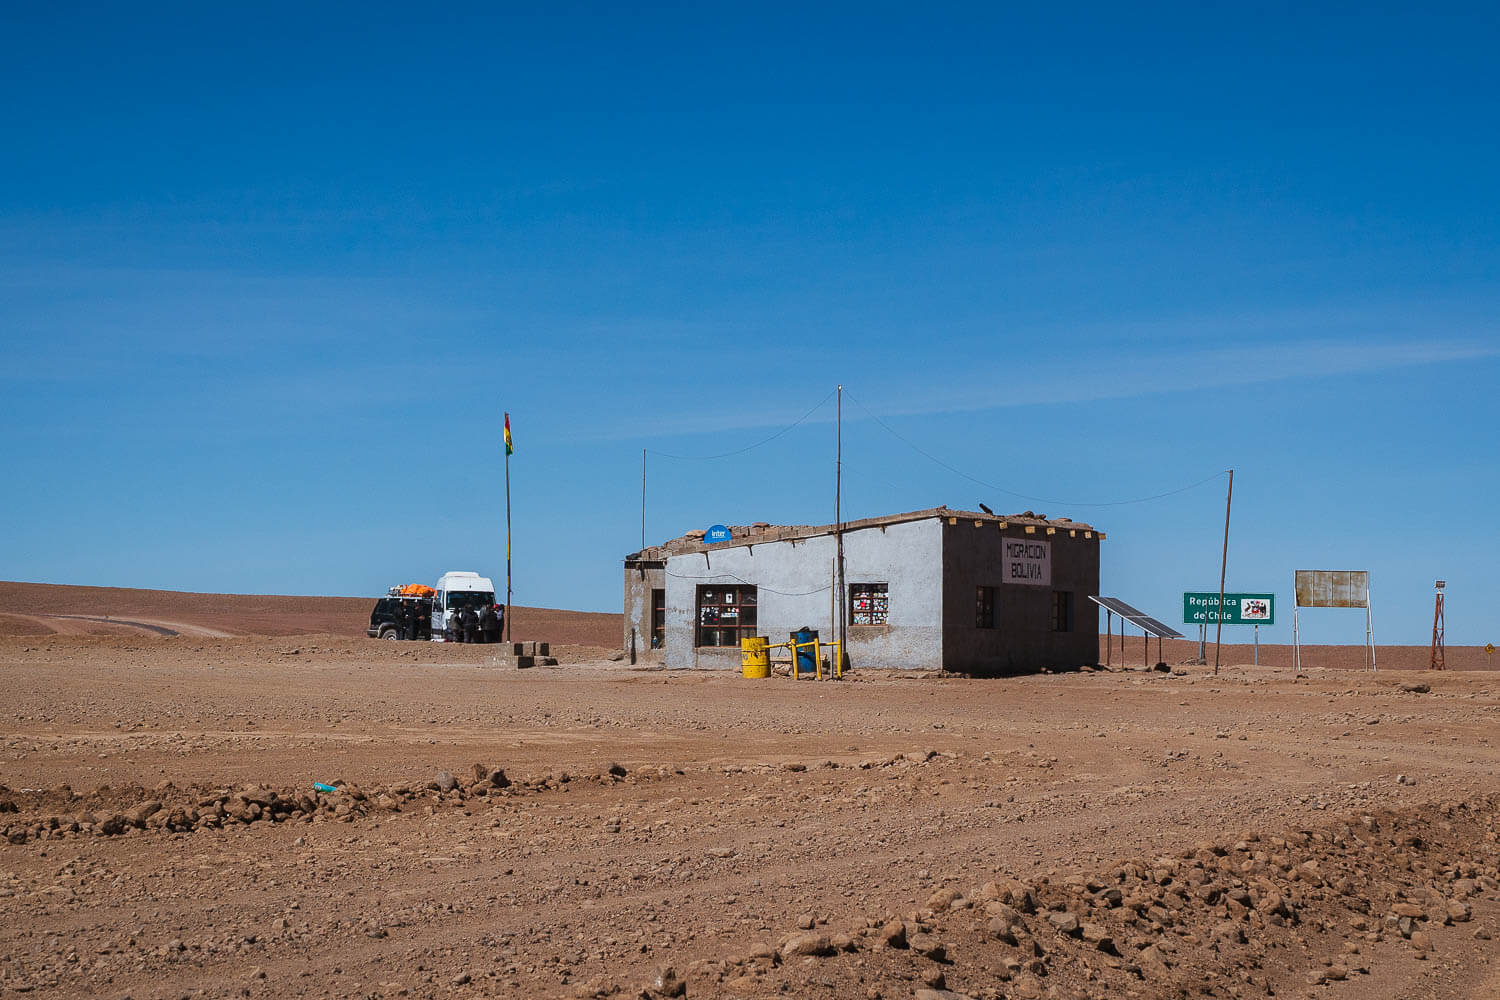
[{"left": 740, "top": 636, "right": 770, "bottom": 678}]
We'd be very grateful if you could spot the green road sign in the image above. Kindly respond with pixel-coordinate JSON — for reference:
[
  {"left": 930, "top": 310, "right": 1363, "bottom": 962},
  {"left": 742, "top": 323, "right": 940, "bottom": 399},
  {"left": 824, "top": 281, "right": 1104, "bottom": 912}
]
[{"left": 1183, "top": 592, "right": 1275, "bottom": 626}]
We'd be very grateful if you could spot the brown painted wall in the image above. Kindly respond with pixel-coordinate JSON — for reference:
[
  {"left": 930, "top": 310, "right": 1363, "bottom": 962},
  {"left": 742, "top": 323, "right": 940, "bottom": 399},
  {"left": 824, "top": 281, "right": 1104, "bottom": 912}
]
[{"left": 940, "top": 520, "right": 1100, "bottom": 673}]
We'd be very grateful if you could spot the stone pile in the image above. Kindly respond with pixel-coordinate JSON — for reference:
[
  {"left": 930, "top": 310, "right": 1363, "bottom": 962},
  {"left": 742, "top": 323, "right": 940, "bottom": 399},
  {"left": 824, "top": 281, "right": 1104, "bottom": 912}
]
[
  {"left": 0, "top": 758, "right": 635, "bottom": 844},
  {"left": 638, "top": 794, "right": 1500, "bottom": 999}
]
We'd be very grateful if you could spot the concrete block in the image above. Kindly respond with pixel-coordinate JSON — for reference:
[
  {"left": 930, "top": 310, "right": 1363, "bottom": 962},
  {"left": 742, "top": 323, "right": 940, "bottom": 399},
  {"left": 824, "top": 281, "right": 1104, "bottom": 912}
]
[{"left": 485, "top": 654, "right": 535, "bottom": 669}]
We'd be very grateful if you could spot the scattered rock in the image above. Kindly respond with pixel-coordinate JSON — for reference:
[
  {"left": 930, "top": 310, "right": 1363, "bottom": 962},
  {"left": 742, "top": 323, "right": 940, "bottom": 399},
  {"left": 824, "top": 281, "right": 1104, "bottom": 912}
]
[
  {"left": 124, "top": 800, "right": 161, "bottom": 827},
  {"left": 925, "top": 887, "right": 963, "bottom": 913},
  {"left": 783, "top": 933, "right": 833, "bottom": 957},
  {"left": 874, "top": 919, "right": 907, "bottom": 949},
  {"left": 1046, "top": 910, "right": 1080, "bottom": 935},
  {"left": 906, "top": 933, "right": 946, "bottom": 961},
  {"left": 651, "top": 966, "right": 686, "bottom": 998}
]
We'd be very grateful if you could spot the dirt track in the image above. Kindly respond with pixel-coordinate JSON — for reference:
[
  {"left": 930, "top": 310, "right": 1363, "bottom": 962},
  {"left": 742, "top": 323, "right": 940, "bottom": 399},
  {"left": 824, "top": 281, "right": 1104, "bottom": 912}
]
[
  {"left": 0, "top": 581, "right": 621, "bottom": 645},
  {"left": 3, "top": 626, "right": 1500, "bottom": 1000}
]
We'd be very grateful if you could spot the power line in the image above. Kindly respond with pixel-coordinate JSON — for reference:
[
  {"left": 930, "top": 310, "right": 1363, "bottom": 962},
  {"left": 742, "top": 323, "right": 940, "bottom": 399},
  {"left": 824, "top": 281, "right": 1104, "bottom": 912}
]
[
  {"left": 646, "top": 388, "right": 837, "bottom": 461},
  {"left": 665, "top": 567, "right": 831, "bottom": 597},
  {"left": 845, "top": 390, "right": 1228, "bottom": 508}
]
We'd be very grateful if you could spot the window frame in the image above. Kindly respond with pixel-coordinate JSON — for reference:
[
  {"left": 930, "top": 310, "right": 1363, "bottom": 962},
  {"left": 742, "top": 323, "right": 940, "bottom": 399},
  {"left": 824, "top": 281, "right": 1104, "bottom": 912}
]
[
  {"left": 848, "top": 582, "right": 890, "bottom": 626},
  {"left": 651, "top": 588, "right": 666, "bottom": 649},
  {"left": 694, "top": 585, "right": 758, "bottom": 648},
  {"left": 1050, "top": 590, "right": 1074, "bottom": 632},
  {"left": 976, "top": 586, "right": 995, "bottom": 629}
]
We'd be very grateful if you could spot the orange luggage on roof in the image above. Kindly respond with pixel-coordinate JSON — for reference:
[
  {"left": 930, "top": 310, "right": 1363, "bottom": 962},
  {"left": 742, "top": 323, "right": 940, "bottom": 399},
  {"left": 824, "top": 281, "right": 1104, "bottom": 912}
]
[{"left": 398, "top": 584, "right": 435, "bottom": 597}]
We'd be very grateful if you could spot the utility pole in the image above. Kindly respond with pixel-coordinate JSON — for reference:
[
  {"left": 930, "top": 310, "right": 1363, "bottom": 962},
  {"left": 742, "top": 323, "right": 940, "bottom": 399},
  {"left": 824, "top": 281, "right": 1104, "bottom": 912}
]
[
  {"left": 641, "top": 448, "right": 647, "bottom": 551},
  {"left": 1214, "top": 469, "right": 1233, "bottom": 675}
]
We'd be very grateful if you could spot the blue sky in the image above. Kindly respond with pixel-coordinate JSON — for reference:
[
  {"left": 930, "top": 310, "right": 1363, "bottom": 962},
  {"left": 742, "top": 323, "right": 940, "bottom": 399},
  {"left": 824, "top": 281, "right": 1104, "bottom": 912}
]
[{"left": 2, "top": 3, "right": 1496, "bottom": 645}]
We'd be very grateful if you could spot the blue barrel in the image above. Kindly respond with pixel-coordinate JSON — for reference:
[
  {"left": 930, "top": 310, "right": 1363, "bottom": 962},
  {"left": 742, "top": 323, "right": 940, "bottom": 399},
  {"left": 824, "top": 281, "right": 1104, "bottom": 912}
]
[{"left": 792, "top": 627, "right": 818, "bottom": 675}]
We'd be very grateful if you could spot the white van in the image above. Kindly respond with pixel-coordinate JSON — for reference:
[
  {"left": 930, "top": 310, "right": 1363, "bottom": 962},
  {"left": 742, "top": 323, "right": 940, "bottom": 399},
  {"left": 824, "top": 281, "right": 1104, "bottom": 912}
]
[{"left": 432, "top": 571, "right": 497, "bottom": 641}]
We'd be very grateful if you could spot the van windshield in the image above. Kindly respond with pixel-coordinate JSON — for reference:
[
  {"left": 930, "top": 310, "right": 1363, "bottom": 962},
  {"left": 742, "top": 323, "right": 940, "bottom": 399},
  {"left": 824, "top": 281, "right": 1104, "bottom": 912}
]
[{"left": 446, "top": 591, "right": 496, "bottom": 611}]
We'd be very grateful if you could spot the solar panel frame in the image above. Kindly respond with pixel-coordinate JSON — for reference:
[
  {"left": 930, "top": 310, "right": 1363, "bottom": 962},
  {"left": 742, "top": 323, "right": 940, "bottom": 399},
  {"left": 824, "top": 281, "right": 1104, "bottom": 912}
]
[{"left": 1088, "top": 595, "right": 1185, "bottom": 639}]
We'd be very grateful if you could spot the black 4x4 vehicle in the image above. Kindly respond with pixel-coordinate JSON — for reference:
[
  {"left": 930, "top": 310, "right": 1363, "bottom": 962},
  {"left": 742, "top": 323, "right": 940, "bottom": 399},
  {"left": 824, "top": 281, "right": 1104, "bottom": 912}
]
[{"left": 368, "top": 596, "right": 433, "bottom": 640}]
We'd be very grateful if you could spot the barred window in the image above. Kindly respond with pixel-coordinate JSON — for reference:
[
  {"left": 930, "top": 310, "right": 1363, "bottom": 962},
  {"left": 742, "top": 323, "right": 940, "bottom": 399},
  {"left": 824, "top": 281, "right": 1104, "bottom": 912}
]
[
  {"left": 1050, "top": 591, "right": 1074, "bottom": 632},
  {"left": 695, "top": 586, "right": 757, "bottom": 647},
  {"left": 849, "top": 583, "right": 889, "bottom": 626},
  {"left": 976, "top": 586, "right": 995, "bottom": 629}
]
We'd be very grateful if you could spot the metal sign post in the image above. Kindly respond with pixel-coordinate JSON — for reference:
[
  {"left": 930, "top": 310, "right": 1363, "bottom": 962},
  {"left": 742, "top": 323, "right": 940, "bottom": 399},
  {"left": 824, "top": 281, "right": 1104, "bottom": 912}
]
[
  {"left": 1184, "top": 592, "right": 1274, "bottom": 667},
  {"left": 1293, "top": 570, "right": 1374, "bottom": 673},
  {"left": 1293, "top": 605, "right": 1301, "bottom": 675}
]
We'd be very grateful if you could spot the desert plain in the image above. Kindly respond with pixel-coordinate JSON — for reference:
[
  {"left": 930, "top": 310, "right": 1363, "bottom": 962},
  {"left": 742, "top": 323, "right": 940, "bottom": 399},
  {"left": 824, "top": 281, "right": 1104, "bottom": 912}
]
[{"left": 2, "top": 582, "right": 1499, "bottom": 1000}]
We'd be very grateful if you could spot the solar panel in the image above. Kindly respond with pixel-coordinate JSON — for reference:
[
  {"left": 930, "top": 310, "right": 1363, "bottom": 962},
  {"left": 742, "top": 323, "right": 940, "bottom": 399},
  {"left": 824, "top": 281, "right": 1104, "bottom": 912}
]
[
  {"left": 1090, "top": 596, "right": 1145, "bottom": 619},
  {"left": 1131, "top": 614, "right": 1185, "bottom": 639},
  {"left": 1088, "top": 596, "right": 1185, "bottom": 639}
]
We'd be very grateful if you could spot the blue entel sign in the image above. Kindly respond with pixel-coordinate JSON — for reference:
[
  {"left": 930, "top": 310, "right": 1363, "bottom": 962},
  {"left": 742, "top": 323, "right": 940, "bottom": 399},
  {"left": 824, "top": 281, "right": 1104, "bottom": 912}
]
[{"left": 704, "top": 524, "right": 733, "bottom": 544}]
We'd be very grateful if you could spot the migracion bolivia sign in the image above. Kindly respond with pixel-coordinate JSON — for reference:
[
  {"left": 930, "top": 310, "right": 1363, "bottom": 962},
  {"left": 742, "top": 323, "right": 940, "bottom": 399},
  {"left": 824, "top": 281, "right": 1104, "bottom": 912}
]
[
  {"left": 1183, "top": 592, "right": 1275, "bottom": 626},
  {"left": 1002, "top": 538, "right": 1050, "bottom": 586},
  {"left": 704, "top": 524, "right": 733, "bottom": 545}
]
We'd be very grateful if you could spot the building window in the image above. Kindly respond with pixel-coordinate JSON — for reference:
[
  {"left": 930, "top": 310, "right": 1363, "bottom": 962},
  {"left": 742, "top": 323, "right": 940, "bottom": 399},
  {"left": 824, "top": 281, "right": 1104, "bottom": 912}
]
[
  {"left": 1051, "top": 591, "right": 1073, "bottom": 632},
  {"left": 651, "top": 588, "right": 665, "bottom": 649},
  {"left": 695, "top": 585, "right": 757, "bottom": 647},
  {"left": 849, "top": 583, "right": 889, "bottom": 625},
  {"left": 976, "top": 586, "right": 995, "bottom": 629}
]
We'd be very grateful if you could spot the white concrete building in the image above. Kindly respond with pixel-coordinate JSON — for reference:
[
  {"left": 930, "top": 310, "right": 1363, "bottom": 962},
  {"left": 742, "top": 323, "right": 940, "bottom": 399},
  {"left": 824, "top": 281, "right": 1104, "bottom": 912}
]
[{"left": 623, "top": 507, "right": 1102, "bottom": 673}]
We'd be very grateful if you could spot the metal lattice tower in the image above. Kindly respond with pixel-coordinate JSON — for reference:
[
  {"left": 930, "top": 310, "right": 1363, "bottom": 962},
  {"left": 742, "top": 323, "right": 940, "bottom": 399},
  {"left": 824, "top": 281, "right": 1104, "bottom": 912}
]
[{"left": 1430, "top": 580, "right": 1446, "bottom": 671}]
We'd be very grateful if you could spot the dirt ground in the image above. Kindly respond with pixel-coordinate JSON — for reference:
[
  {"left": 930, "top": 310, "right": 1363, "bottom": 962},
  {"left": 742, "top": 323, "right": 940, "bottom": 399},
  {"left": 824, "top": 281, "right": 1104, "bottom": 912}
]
[{"left": 2, "top": 585, "right": 1499, "bottom": 1000}]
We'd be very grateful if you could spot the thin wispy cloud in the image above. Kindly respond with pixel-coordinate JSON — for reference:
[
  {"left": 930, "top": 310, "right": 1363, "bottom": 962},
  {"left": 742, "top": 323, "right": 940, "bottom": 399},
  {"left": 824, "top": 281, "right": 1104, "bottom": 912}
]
[{"left": 611, "top": 332, "right": 1498, "bottom": 443}]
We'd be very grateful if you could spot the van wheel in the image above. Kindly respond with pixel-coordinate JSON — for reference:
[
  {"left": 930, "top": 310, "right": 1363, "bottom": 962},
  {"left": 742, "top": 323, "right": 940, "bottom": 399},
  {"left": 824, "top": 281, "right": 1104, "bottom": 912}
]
[{"left": 381, "top": 628, "right": 400, "bottom": 641}]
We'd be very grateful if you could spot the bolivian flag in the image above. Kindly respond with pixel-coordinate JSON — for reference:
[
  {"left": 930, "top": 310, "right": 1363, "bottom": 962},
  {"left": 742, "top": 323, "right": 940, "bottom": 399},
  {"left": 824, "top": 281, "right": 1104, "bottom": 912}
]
[{"left": 503, "top": 413, "right": 514, "bottom": 455}]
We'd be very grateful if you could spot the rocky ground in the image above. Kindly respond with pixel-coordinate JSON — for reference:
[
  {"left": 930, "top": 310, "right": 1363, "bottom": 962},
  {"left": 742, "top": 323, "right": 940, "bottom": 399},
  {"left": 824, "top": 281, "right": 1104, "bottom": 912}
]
[{"left": 2, "top": 632, "right": 1499, "bottom": 999}]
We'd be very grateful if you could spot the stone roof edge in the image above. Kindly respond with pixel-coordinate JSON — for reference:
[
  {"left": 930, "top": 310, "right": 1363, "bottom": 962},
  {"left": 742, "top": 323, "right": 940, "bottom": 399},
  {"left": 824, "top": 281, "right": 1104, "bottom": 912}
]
[{"left": 625, "top": 507, "right": 1100, "bottom": 561}]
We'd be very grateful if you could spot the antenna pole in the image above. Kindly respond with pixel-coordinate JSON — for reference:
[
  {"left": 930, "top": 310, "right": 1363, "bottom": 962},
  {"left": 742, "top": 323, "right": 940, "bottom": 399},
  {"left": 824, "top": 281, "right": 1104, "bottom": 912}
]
[
  {"left": 1214, "top": 469, "right": 1233, "bottom": 675},
  {"left": 835, "top": 385, "right": 846, "bottom": 673},
  {"left": 641, "top": 448, "right": 647, "bottom": 551},
  {"left": 1430, "top": 582, "right": 1446, "bottom": 670}
]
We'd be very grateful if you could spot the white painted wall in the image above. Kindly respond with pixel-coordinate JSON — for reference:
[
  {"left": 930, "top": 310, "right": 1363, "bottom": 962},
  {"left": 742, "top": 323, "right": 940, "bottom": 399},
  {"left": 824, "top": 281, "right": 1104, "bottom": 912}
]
[{"left": 662, "top": 518, "right": 943, "bottom": 670}]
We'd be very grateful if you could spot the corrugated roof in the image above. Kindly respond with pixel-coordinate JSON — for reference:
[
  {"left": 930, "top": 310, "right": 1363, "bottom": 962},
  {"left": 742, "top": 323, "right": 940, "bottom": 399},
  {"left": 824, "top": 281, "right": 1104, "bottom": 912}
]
[{"left": 624, "top": 507, "right": 1100, "bottom": 561}]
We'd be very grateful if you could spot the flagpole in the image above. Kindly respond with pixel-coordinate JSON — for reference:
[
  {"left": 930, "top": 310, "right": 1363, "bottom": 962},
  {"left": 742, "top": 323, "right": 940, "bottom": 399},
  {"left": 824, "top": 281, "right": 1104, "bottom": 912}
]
[{"left": 505, "top": 413, "right": 513, "bottom": 643}]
